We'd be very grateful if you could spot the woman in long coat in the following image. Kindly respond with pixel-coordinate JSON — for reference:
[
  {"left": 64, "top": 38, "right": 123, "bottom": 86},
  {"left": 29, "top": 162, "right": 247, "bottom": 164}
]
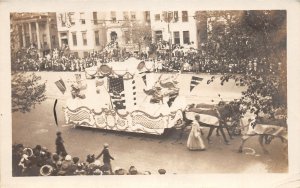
[
  {"left": 56, "top": 132, "right": 67, "bottom": 156},
  {"left": 187, "top": 114, "right": 206, "bottom": 151}
]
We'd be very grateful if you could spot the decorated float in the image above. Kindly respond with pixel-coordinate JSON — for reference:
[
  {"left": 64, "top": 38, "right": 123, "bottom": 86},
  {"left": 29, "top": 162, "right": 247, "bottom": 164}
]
[{"left": 63, "top": 57, "right": 184, "bottom": 135}]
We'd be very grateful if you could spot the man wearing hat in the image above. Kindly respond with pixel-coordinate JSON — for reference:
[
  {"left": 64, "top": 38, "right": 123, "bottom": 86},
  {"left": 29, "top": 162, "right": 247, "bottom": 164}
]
[
  {"left": 55, "top": 131, "right": 67, "bottom": 157},
  {"left": 96, "top": 143, "right": 114, "bottom": 174}
]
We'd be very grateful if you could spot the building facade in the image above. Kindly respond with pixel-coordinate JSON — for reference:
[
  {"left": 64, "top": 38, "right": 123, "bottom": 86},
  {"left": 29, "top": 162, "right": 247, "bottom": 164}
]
[
  {"left": 11, "top": 11, "right": 206, "bottom": 59},
  {"left": 11, "top": 12, "right": 59, "bottom": 55},
  {"left": 150, "top": 11, "right": 198, "bottom": 49},
  {"left": 101, "top": 11, "right": 151, "bottom": 52},
  {"left": 56, "top": 12, "right": 107, "bottom": 58},
  {"left": 56, "top": 11, "right": 151, "bottom": 57}
]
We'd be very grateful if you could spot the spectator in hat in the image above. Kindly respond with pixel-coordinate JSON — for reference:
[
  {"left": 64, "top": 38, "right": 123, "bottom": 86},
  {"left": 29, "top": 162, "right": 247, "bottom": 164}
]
[
  {"left": 58, "top": 155, "right": 73, "bottom": 176},
  {"left": 96, "top": 143, "right": 114, "bottom": 174},
  {"left": 69, "top": 157, "right": 80, "bottom": 175},
  {"left": 49, "top": 153, "right": 60, "bottom": 176},
  {"left": 12, "top": 144, "right": 24, "bottom": 176},
  {"left": 158, "top": 169, "right": 166, "bottom": 175},
  {"left": 55, "top": 131, "right": 67, "bottom": 157},
  {"left": 114, "top": 167, "right": 127, "bottom": 175},
  {"left": 74, "top": 163, "right": 86, "bottom": 175},
  {"left": 128, "top": 166, "right": 138, "bottom": 175}
]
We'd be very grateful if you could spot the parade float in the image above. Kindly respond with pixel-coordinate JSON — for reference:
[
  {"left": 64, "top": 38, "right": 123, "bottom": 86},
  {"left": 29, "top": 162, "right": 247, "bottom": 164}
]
[{"left": 63, "top": 57, "right": 184, "bottom": 135}]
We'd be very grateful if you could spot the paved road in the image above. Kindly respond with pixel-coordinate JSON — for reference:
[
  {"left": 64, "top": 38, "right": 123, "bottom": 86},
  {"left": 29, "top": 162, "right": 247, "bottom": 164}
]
[{"left": 12, "top": 72, "right": 288, "bottom": 174}]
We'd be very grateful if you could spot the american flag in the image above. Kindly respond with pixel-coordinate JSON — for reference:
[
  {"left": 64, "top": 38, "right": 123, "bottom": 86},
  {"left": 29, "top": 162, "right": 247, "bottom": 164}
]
[
  {"left": 108, "top": 77, "right": 126, "bottom": 109},
  {"left": 190, "top": 76, "right": 203, "bottom": 92},
  {"left": 141, "top": 74, "right": 147, "bottom": 86}
]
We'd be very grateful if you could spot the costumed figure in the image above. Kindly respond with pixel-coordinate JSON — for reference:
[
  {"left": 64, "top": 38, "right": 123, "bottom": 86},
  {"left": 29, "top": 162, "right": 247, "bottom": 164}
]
[
  {"left": 187, "top": 114, "right": 206, "bottom": 151},
  {"left": 151, "top": 86, "right": 164, "bottom": 104},
  {"left": 96, "top": 143, "right": 114, "bottom": 174}
]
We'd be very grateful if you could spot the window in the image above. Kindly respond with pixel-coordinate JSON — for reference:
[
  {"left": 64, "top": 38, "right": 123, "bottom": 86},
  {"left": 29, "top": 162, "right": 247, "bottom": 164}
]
[
  {"left": 69, "top": 12, "right": 76, "bottom": 25},
  {"left": 72, "top": 32, "right": 77, "bottom": 46},
  {"left": 61, "top": 14, "right": 66, "bottom": 27},
  {"left": 60, "top": 33, "right": 69, "bottom": 45},
  {"left": 94, "top": 31, "right": 100, "bottom": 46},
  {"left": 83, "top": 51, "right": 89, "bottom": 58},
  {"left": 42, "top": 34, "right": 47, "bottom": 44},
  {"left": 123, "top": 11, "right": 129, "bottom": 20},
  {"left": 82, "top": 32, "right": 87, "bottom": 46},
  {"left": 18, "top": 25, "right": 23, "bottom": 46},
  {"left": 155, "top": 14, "right": 160, "bottom": 21},
  {"left": 32, "top": 33, "right": 37, "bottom": 44},
  {"left": 124, "top": 31, "right": 130, "bottom": 44},
  {"left": 80, "top": 13, "right": 86, "bottom": 24},
  {"left": 93, "top": 12, "right": 98, "bottom": 24},
  {"left": 130, "top": 11, "right": 136, "bottom": 20},
  {"left": 173, "top": 31, "right": 180, "bottom": 44},
  {"left": 183, "top": 31, "right": 190, "bottom": 44},
  {"left": 52, "top": 35, "right": 56, "bottom": 46},
  {"left": 51, "top": 24, "right": 56, "bottom": 29},
  {"left": 111, "top": 11, "right": 116, "bottom": 23},
  {"left": 145, "top": 11, "right": 150, "bottom": 22},
  {"left": 182, "top": 11, "right": 188, "bottom": 22},
  {"left": 174, "top": 11, "right": 179, "bottom": 22},
  {"left": 74, "top": 52, "right": 79, "bottom": 58},
  {"left": 155, "top": 30, "right": 163, "bottom": 42}
]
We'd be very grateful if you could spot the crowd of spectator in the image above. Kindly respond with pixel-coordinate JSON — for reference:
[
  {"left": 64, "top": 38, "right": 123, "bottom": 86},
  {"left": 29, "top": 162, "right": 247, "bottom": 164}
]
[
  {"left": 11, "top": 41, "right": 280, "bottom": 75},
  {"left": 12, "top": 143, "right": 166, "bottom": 176}
]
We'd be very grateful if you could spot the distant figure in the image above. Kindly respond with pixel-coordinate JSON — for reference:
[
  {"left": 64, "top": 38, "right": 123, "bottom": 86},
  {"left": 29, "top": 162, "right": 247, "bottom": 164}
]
[
  {"left": 96, "top": 143, "right": 114, "bottom": 174},
  {"left": 187, "top": 115, "right": 206, "bottom": 151},
  {"left": 55, "top": 132, "right": 67, "bottom": 157}
]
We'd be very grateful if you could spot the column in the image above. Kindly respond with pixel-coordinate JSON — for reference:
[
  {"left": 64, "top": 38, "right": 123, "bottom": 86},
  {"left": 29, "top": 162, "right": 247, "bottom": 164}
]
[
  {"left": 21, "top": 24, "right": 26, "bottom": 47},
  {"left": 46, "top": 20, "right": 52, "bottom": 49},
  {"left": 36, "top": 22, "right": 41, "bottom": 49},
  {"left": 28, "top": 22, "right": 32, "bottom": 45}
]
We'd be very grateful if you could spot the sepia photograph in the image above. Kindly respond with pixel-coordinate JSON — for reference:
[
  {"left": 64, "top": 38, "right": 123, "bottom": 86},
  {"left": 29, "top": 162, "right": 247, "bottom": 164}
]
[{"left": 1, "top": 1, "right": 300, "bottom": 188}]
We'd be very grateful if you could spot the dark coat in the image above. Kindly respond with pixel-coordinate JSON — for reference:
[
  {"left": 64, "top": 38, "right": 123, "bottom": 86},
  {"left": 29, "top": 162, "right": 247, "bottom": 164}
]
[
  {"left": 96, "top": 148, "right": 114, "bottom": 163},
  {"left": 55, "top": 136, "right": 67, "bottom": 155}
]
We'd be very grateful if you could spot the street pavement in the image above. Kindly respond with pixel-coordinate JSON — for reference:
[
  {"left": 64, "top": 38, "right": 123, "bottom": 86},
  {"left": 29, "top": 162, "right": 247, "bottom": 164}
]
[{"left": 12, "top": 72, "right": 288, "bottom": 174}]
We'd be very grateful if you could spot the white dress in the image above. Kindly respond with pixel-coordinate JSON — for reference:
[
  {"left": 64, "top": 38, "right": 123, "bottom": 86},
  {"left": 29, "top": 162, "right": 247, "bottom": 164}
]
[{"left": 187, "top": 121, "right": 206, "bottom": 150}]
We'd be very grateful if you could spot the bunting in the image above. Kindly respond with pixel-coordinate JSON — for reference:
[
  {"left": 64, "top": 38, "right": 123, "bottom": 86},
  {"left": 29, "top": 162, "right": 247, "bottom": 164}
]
[
  {"left": 132, "top": 80, "right": 137, "bottom": 106},
  {"left": 190, "top": 76, "right": 203, "bottom": 92}
]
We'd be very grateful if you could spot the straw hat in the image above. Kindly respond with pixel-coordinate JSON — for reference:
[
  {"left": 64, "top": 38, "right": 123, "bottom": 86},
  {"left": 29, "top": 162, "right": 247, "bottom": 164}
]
[
  {"left": 65, "top": 155, "right": 72, "bottom": 161},
  {"left": 103, "top": 143, "right": 109, "bottom": 148},
  {"left": 40, "top": 165, "right": 53, "bottom": 176}
]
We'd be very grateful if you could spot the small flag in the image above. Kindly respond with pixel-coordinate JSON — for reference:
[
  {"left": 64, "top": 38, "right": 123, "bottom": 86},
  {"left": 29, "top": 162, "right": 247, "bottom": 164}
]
[
  {"left": 167, "top": 92, "right": 179, "bottom": 107},
  {"left": 55, "top": 79, "right": 66, "bottom": 94},
  {"left": 190, "top": 76, "right": 203, "bottom": 92},
  {"left": 142, "top": 75, "right": 147, "bottom": 86}
]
